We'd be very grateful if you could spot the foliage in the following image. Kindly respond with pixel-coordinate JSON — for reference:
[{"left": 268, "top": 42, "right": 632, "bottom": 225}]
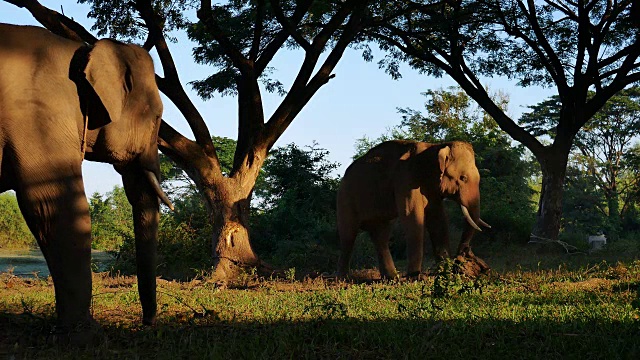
[
  {"left": 620, "top": 145, "right": 640, "bottom": 232},
  {"left": 89, "top": 187, "right": 134, "bottom": 251},
  {"left": 366, "top": 1, "right": 638, "bottom": 89},
  {"left": 0, "top": 193, "right": 34, "bottom": 249},
  {"left": 77, "top": 0, "right": 193, "bottom": 42},
  {"left": 561, "top": 165, "right": 607, "bottom": 236},
  {"left": 251, "top": 143, "right": 341, "bottom": 271},
  {"left": 93, "top": 183, "right": 214, "bottom": 279},
  {"left": 354, "top": 86, "right": 536, "bottom": 243},
  {"left": 112, "top": 217, "right": 213, "bottom": 280},
  {"left": 521, "top": 87, "right": 640, "bottom": 239}
]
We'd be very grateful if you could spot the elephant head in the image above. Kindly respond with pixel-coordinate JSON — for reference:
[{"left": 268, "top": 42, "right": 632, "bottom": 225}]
[
  {"left": 436, "top": 142, "right": 490, "bottom": 252},
  {"left": 73, "top": 39, "right": 172, "bottom": 209}
]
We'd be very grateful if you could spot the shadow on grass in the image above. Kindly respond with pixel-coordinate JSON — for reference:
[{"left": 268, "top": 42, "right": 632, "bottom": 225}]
[{"left": 1, "top": 311, "right": 639, "bottom": 359}]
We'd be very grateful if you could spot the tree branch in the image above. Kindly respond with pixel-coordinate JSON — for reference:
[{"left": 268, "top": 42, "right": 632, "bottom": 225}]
[
  {"left": 373, "top": 11, "right": 547, "bottom": 158},
  {"left": 544, "top": 0, "right": 578, "bottom": 20},
  {"left": 4, "top": 0, "right": 97, "bottom": 43},
  {"left": 249, "top": 0, "right": 266, "bottom": 61},
  {"left": 256, "top": 0, "right": 313, "bottom": 74},
  {"left": 308, "top": 0, "right": 359, "bottom": 53},
  {"left": 573, "top": 0, "right": 588, "bottom": 87},
  {"left": 270, "top": 0, "right": 312, "bottom": 51},
  {"left": 260, "top": 0, "right": 365, "bottom": 149},
  {"left": 158, "top": 121, "right": 223, "bottom": 184},
  {"left": 520, "top": 0, "right": 570, "bottom": 97},
  {"left": 489, "top": 1, "right": 570, "bottom": 98},
  {"left": 135, "top": 0, "right": 216, "bottom": 157}
]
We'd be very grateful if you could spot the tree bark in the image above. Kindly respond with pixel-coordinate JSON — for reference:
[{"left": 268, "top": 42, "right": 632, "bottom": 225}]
[
  {"left": 190, "top": 147, "right": 268, "bottom": 280},
  {"left": 202, "top": 182, "right": 261, "bottom": 279},
  {"left": 531, "top": 148, "right": 570, "bottom": 241},
  {"left": 607, "top": 192, "right": 621, "bottom": 240}
]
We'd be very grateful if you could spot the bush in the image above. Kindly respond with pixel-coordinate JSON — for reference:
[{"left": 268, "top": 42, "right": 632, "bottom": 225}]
[
  {"left": 251, "top": 143, "right": 341, "bottom": 271},
  {"left": 110, "top": 215, "right": 213, "bottom": 280},
  {"left": 89, "top": 188, "right": 133, "bottom": 251},
  {"left": 0, "top": 193, "right": 35, "bottom": 249}
]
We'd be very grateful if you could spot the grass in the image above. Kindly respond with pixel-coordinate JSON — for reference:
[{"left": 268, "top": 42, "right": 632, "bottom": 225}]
[{"left": 1, "top": 241, "right": 640, "bottom": 359}]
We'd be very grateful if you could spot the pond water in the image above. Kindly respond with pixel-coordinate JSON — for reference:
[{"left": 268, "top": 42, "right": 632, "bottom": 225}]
[{"left": 0, "top": 249, "right": 114, "bottom": 277}]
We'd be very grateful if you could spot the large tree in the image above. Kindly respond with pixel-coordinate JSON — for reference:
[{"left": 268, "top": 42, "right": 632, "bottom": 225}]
[
  {"left": 4, "top": 0, "right": 373, "bottom": 278},
  {"left": 365, "top": 0, "right": 640, "bottom": 241},
  {"left": 522, "top": 87, "right": 640, "bottom": 237}
]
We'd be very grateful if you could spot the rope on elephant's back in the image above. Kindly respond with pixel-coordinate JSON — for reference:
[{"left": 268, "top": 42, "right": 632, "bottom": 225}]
[{"left": 80, "top": 102, "right": 89, "bottom": 159}]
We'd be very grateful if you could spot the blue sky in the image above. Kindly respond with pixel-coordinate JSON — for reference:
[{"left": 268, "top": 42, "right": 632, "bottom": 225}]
[{"left": 0, "top": 1, "right": 555, "bottom": 196}]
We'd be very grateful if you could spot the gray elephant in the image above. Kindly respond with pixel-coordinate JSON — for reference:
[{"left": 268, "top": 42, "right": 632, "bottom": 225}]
[
  {"left": 337, "top": 140, "right": 490, "bottom": 278},
  {"left": 0, "top": 23, "right": 173, "bottom": 331}
]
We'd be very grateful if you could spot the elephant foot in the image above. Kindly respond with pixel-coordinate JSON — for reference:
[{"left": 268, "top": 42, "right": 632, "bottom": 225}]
[
  {"left": 403, "top": 271, "right": 430, "bottom": 281},
  {"left": 453, "top": 253, "right": 490, "bottom": 278},
  {"left": 142, "top": 314, "right": 157, "bottom": 326},
  {"left": 50, "top": 317, "right": 102, "bottom": 347},
  {"left": 380, "top": 269, "right": 400, "bottom": 281}
]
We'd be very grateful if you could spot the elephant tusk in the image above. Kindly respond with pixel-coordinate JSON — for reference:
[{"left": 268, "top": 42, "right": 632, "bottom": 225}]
[
  {"left": 145, "top": 170, "right": 175, "bottom": 211},
  {"left": 478, "top": 218, "right": 492, "bottom": 229},
  {"left": 460, "top": 205, "right": 482, "bottom": 232}
]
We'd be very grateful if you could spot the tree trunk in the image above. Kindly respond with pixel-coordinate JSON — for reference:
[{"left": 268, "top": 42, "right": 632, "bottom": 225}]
[
  {"left": 198, "top": 178, "right": 264, "bottom": 280},
  {"left": 607, "top": 192, "right": 621, "bottom": 240},
  {"left": 531, "top": 149, "right": 570, "bottom": 241}
]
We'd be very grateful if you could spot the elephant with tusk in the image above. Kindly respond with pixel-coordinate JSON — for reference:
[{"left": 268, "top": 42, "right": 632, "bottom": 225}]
[
  {"left": 337, "top": 140, "right": 490, "bottom": 279},
  {"left": 0, "top": 23, "right": 173, "bottom": 335}
]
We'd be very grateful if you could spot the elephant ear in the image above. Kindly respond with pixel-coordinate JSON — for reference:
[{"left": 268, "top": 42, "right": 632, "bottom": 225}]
[
  {"left": 438, "top": 145, "right": 451, "bottom": 175},
  {"left": 83, "top": 40, "right": 132, "bottom": 129}
]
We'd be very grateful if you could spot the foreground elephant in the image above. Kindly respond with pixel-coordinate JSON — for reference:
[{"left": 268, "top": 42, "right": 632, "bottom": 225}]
[
  {"left": 0, "top": 24, "right": 173, "bottom": 330},
  {"left": 337, "top": 140, "right": 490, "bottom": 278}
]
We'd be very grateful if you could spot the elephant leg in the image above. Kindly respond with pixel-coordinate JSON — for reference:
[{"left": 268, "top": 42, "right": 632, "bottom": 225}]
[
  {"left": 456, "top": 226, "right": 476, "bottom": 257},
  {"left": 368, "top": 221, "right": 397, "bottom": 279},
  {"left": 337, "top": 212, "right": 358, "bottom": 277},
  {"left": 121, "top": 167, "right": 159, "bottom": 326},
  {"left": 15, "top": 170, "right": 93, "bottom": 329},
  {"left": 399, "top": 208, "right": 425, "bottom": 277},
  {"left": 425, "top": 201, "right": 451, "bottom": 261}
]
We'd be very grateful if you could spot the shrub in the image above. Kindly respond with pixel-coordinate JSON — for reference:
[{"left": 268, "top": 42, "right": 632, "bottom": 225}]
[{"left": 0, "top": 193, "right": 34, "bottom": 249}]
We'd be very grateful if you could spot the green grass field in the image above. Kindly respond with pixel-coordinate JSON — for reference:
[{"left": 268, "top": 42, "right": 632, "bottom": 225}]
[{"left": 1, "top": 241, "right": 640, "bottom": 359}]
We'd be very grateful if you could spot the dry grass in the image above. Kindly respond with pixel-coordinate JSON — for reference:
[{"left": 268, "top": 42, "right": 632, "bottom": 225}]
[{"left": 1, "top": 242, "right": 640, "bottom": 359}]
